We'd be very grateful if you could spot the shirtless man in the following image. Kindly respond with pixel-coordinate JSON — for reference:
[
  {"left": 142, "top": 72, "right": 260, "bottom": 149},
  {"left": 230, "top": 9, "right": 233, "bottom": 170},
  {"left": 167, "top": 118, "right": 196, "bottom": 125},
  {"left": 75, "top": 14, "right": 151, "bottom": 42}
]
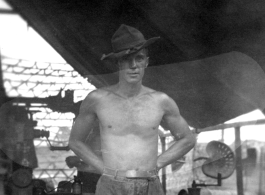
[{"left": 69, "top": 24, "right": 196, "bottom": 195}]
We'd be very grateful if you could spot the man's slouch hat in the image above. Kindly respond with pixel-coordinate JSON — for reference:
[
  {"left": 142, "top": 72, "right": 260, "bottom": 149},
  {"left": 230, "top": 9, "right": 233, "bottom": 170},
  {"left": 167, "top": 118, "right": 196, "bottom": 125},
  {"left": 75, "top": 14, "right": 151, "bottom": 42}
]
[{"left": 101, "top": 24, "right": 160, "bottom": 60}]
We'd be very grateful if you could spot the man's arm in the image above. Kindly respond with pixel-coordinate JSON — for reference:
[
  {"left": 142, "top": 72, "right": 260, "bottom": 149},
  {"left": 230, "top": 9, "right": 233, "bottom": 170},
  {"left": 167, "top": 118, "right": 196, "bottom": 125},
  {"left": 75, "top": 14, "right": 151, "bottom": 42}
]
[
  {"left": 65, "top": 156, "right": 100, "bottom": 173},
  {"left": 68, "top": 91, "right": 104, "bottom": 173},
  {"left": 157, "top": 95, "right": 196, "bottom": 170}
]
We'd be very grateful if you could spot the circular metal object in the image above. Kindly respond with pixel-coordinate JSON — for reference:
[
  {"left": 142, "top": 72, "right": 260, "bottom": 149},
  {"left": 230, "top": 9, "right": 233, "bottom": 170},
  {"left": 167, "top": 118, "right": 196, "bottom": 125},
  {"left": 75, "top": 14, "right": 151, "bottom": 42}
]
[
  {"left": 12, "top": 168, "right": 32, "bottom": 188},
  {"left": 202, "top": 141, "right": 235, "bottom": 179}
]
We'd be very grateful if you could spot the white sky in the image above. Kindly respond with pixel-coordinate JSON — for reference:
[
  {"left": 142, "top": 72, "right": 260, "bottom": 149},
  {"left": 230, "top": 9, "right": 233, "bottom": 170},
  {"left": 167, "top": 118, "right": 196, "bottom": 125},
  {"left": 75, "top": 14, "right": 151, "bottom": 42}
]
[
  {"left": 0, "top": 0, "right": 10, "bottom": 9},
  {"left": 0, "top": 1, "right": 65, "bottom": 63},
  {"left": 1, "top": 0, "right": 265, "bottom": 144}
]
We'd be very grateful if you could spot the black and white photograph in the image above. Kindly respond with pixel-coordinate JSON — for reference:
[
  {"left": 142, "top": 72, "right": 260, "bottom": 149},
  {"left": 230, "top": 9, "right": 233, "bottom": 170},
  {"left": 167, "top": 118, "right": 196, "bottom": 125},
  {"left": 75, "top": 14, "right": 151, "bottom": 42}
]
[{"left": 0, "top": 0, "right": 265, "bottom": 195}]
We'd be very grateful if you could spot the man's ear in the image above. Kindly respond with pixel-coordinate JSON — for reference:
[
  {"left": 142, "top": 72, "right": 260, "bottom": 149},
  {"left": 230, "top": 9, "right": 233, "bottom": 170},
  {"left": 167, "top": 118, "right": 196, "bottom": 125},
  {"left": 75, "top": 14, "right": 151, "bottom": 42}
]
[
  {"left": 117, "top": 59, "right": 122, "bottom": 70},
  {"left": 146, "top": 57, "right": 149, "bottom": 68}
]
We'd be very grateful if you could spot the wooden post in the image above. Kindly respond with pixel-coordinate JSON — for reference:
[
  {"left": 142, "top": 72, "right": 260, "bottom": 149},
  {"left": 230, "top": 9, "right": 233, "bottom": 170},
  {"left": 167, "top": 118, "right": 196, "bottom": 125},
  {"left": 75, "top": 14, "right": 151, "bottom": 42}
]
[
  {"left": 235, "top": 127, "right": 244, "bottom": 195},
  {"left": 160, "top": 137, "right": 166, "bottom": 193}
]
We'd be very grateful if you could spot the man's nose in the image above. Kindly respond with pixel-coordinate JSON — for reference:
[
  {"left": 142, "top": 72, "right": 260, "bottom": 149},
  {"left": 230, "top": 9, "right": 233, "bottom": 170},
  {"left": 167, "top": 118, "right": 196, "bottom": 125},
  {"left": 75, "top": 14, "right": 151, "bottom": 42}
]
[{"left": 129, "top": 59, "right": 137, "bottom": 69}]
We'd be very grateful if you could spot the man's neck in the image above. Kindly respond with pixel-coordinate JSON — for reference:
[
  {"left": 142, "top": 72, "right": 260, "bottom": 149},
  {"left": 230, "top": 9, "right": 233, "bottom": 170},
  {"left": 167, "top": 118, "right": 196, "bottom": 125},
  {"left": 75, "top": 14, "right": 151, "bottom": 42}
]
[{"left": 116, "top": 81, "right": 143, "bottom": 98}]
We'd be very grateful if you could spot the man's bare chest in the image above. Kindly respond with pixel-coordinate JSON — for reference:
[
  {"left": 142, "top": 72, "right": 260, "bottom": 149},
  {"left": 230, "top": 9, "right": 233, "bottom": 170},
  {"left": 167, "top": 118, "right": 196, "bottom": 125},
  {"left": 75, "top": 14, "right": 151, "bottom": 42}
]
[{"left": 96, "top": 97, "right": 164, "bottom": 127}]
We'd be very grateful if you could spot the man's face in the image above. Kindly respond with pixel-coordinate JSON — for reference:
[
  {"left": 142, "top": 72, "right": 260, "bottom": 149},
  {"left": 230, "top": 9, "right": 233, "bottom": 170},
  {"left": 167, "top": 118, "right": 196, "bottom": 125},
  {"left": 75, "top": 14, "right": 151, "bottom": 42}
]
[{"left": 118, "top": 49, "right": 149, "bottom": 84}]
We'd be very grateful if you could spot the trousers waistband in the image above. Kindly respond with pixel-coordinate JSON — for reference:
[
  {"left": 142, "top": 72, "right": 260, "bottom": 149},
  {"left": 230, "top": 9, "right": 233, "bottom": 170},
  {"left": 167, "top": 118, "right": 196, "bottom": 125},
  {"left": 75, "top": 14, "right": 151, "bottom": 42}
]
[{"left": 103, "top": 167, "right": 158, "bottom": 179}]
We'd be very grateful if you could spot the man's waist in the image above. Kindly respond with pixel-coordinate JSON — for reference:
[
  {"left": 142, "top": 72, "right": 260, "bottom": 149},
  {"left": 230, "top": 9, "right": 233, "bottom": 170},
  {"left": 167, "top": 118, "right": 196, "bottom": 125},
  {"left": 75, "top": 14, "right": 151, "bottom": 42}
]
[{"left": 103, "top": 167, "right": 158, "bottom": 179}]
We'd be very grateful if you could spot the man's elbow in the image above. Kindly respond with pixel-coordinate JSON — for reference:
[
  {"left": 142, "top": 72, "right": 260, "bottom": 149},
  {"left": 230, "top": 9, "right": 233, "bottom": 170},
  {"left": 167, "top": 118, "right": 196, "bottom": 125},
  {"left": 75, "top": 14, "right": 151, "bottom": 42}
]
[
  {"left": 68, "top": 137, "right": 77, "bottom": 151},
  {"left": 183, "top": 133, "right": 196, "bottom": 149},
  {"left": 188, "top": 133, "right": 197, "bottom": 148}
]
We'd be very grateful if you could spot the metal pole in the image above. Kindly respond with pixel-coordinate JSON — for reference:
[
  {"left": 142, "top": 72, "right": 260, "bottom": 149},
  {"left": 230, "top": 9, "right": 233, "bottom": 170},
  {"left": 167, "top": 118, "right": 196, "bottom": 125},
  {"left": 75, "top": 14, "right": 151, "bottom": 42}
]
[
  {"left": 160, "top": 137, "right": 166, "bottom": 193},
  {"left": 0, "top": 49, "right": 6, "bottom": 105},
  {"left": 162, "top": 119, "right": 265, "bottom": 138},
  {"left": 221, "top": 129, "right": 224, "bottom": 142},
  {"left": 235, "top": 126, "right": 244, "bottom": 195},
  {"left": 197, "top": 119, "right": 265, "bottom": 133},
  {"left": 258, "top": 146, "right": 264, "bottom": 195}
]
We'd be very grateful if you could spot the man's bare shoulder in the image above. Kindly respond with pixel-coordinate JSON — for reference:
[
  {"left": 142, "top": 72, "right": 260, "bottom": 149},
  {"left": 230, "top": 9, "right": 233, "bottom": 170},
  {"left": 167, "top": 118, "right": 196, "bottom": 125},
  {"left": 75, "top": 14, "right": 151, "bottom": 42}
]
[
  {"left": 84, "top": 86, "right": 115, "bottom": 100},
  {"left": 143, "top": 86, "right": 179, "bottom": 113},
  {"left": 79, "top": 88, "right": 113, "bottom": 111},
  {"left": 142, "top": 86, "right": 171, "bottom": 101},
  {"left": 83, "top": 86, "right": 115, "bottom": 103}
]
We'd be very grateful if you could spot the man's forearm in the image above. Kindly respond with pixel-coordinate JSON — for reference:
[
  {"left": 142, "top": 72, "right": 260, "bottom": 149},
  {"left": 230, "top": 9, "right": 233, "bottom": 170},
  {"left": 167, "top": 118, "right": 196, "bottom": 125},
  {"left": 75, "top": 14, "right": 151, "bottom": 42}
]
[
  {"left": 156, "top": 134, "right": 196, "bottom": 169},
  {"left": 76, "top": 161, "right": 102, "bottom": 174},
  {"left": 69, "top": 140, "right": 104, "bottom": 173}
]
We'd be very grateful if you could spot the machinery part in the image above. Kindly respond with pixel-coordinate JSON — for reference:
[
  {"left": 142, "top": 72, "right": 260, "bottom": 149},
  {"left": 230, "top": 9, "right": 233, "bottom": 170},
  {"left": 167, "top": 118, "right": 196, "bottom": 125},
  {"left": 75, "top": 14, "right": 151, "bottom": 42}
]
[
  {"left": 202, "top": 141, "right": 235, "bottom": 179},
  {"left": 33, "top": 130, "right": 50, "bottom": 139},
  {"left": 178, "top": 189, "right": 188, "bottom": 195},
  {"left": 11, "top": 168, "right": 32, "bottom": 188},
  {"left": 45, "top": 137, "right": 70, "bottom": 151}
]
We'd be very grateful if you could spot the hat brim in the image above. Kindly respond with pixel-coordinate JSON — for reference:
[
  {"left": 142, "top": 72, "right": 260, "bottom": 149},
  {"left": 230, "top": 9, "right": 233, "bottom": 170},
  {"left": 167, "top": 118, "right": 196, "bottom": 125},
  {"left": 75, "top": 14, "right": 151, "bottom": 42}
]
[{"left": 101, "top": 37, "right": 160, "bottom": 60}]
